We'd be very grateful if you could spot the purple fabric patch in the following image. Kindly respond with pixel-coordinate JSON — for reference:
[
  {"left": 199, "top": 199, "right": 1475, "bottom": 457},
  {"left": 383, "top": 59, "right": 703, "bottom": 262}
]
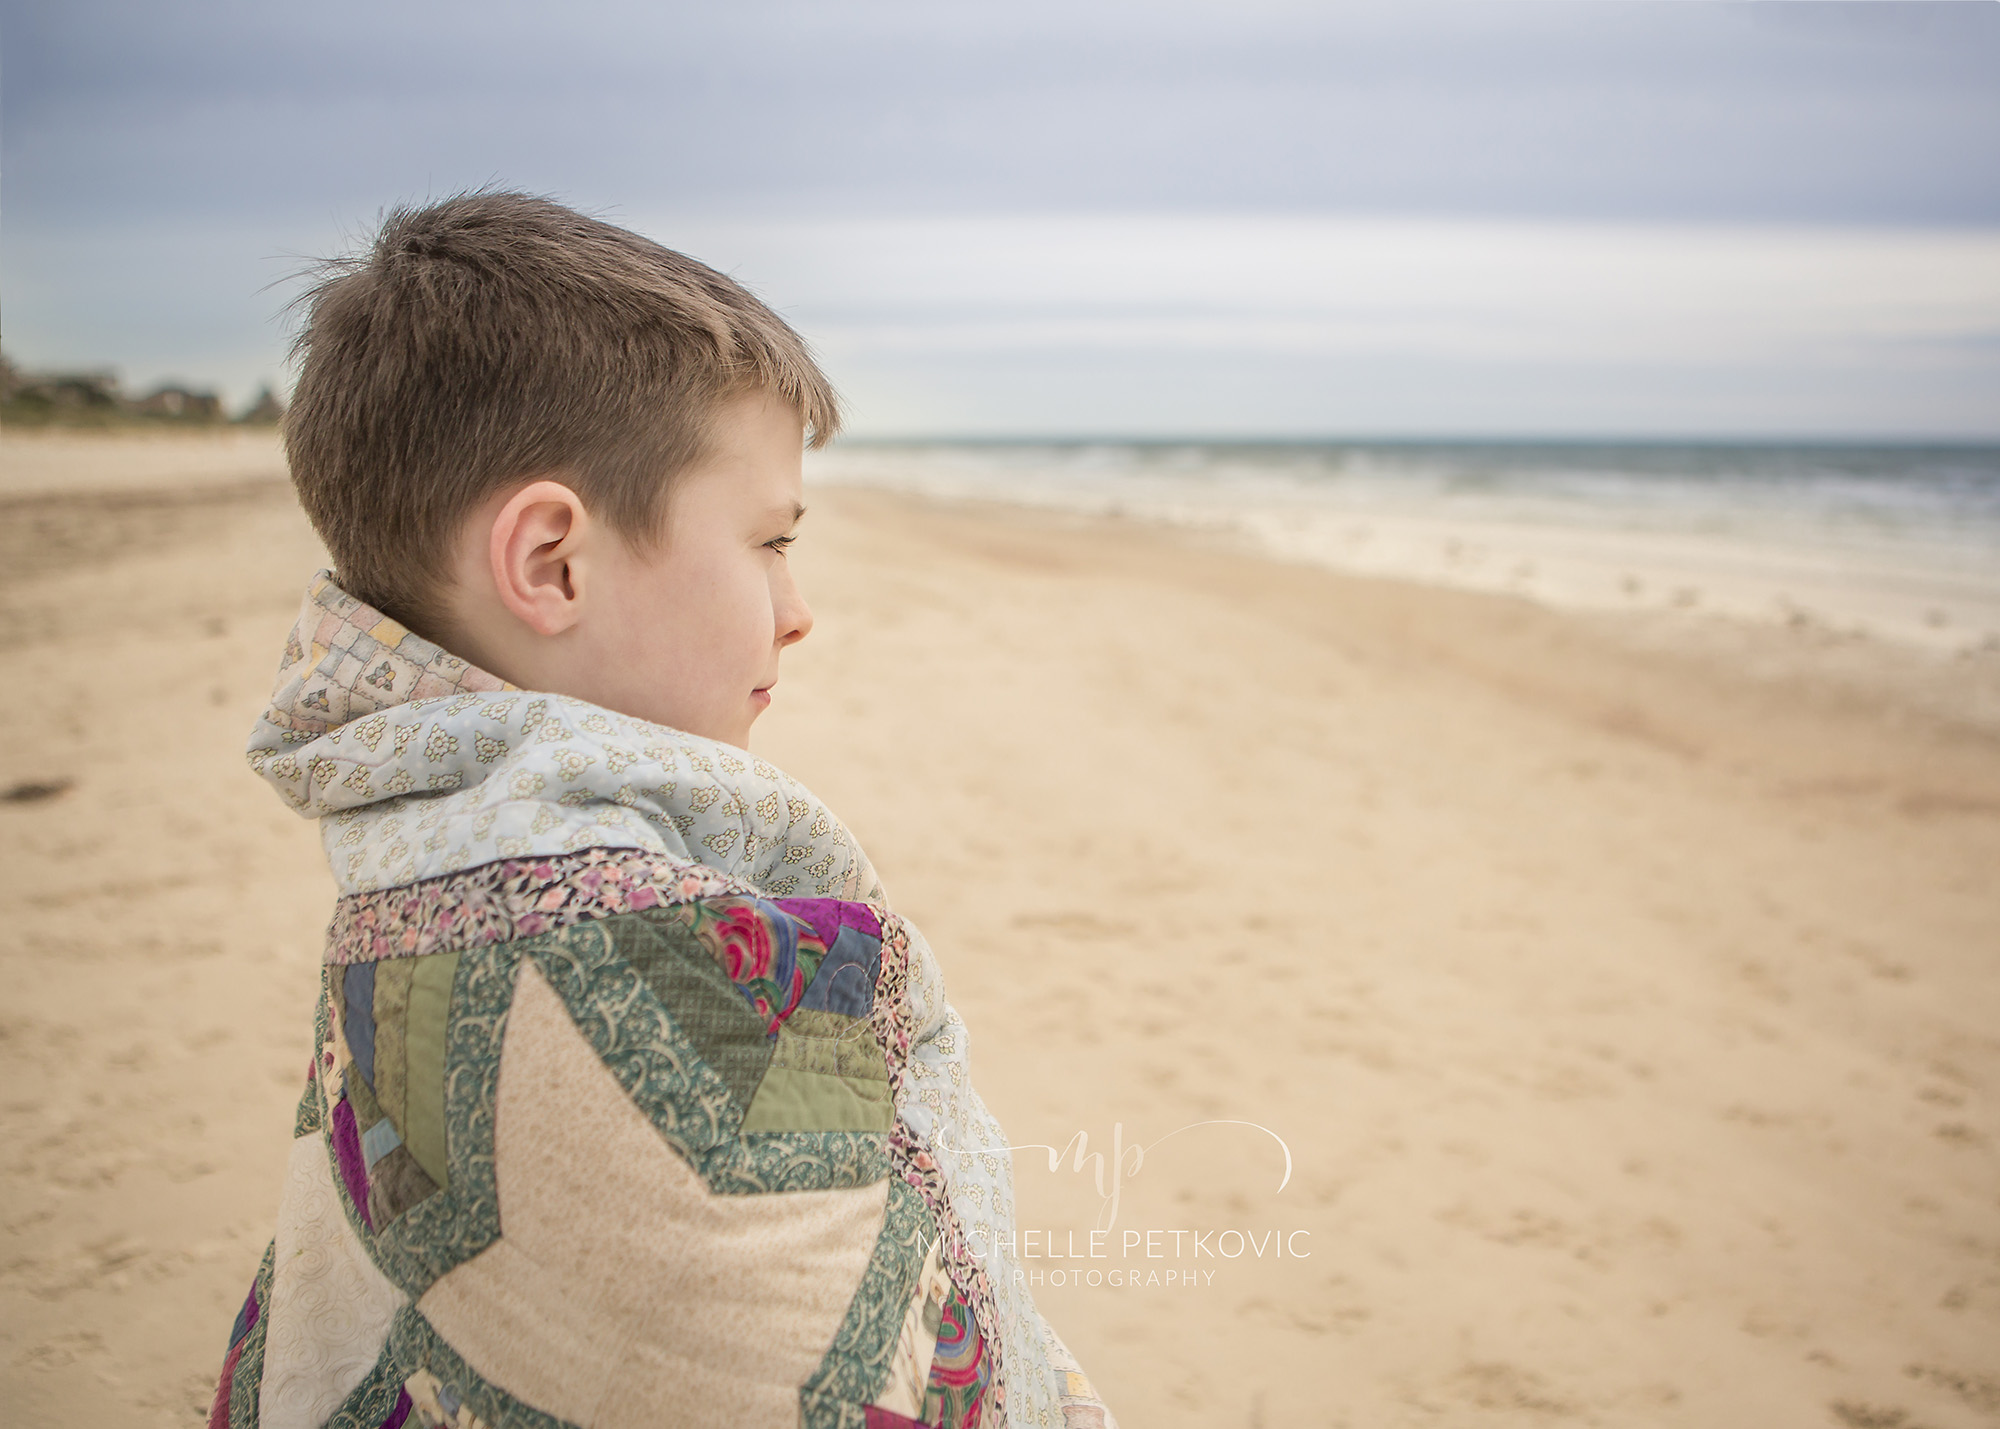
[
  {"left": 227, "top": 1277, "right": 260, "bottom": 1347},
  {"left": 772, "top": 897, "right": 881, "bottom": 949},
  {"left": 328, "top": 1097, "right": 375, "bottom": 1230},
  {"left": 379, "top": 1389, "right": 413, "bottom": 1429}
]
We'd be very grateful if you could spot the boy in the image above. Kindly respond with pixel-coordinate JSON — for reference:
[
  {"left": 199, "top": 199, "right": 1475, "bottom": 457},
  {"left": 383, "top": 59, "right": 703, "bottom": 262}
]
[{"left": 211, "top": 194, "right": 1112, "bottom": 1429}]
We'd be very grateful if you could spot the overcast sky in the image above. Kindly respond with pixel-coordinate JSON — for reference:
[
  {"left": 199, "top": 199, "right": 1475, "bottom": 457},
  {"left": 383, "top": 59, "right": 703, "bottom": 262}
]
[{"left": 4, "top": 1, "right": 1998, "bottom": 437}]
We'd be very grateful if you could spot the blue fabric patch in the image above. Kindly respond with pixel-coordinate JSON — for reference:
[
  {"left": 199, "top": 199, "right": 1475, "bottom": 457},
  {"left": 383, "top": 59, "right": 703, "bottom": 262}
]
[
  {"left": 799, "top": 926, "right": 881, "bottom": 1019},
  {"left": 361, "top": 1116, "right": 403, "bottom": 1169},
  {"left": 343, "top": 961, "right": 377, "bottom": 1088}
]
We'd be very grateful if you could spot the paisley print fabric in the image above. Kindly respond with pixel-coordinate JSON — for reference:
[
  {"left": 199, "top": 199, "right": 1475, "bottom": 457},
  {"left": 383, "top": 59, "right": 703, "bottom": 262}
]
[{"left": 925, "top": 1287, "right": 993, "bottom": 1428}]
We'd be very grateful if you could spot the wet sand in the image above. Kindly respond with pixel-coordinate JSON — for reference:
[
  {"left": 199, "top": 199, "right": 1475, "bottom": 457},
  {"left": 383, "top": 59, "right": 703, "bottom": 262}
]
[{"left": 2, "top": 433, "right": 1996, "bottom": 1426}]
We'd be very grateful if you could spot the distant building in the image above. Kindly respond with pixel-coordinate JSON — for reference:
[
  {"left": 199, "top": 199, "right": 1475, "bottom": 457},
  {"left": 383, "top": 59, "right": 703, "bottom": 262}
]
[
  {"left": 236, "top": 385, "right": 287, "bottom": 425},
  {"left": 134, "top": 385, "right": 224, "bottom": 421}
]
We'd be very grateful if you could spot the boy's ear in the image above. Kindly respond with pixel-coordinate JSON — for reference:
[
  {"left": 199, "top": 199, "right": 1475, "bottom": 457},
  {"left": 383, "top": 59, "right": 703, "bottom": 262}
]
[{"left": 489, "top": 480, "right": 592, "bottom": 636}]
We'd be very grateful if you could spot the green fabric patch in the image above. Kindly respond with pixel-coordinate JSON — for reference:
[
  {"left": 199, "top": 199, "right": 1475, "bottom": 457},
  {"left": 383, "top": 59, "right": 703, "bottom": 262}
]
[
  {"left": 803, "top": 1177, "right": 934, "bottom": 1410},
  {"left": 774, "top": 1009, "right": 890, "bottom": 1083},
  {"left": 695, "top": 1130, "right": 891, "bottom": 1196},
  {"left": 387, "top": 1305, "right": 585, "bottom": 1429},
  {"left": 373, "top": 958, "right": 413, "bottom": 1129},
  {"left": 344, "top": 1053, "right": 385, "bottom": 1131},
  {"left": 367, "top": 1144, "right": 441, "bottom": 1228},
  {"left": 619, "top": 911, "right": 774, "bottom": 1116},
  {"left": 799, "top": 1384, "right": 871, "bottom": 1429},
  {"left": 740, "top": 1066, "right": 894, "bottom": 1134},
  {"left": 401, "top": 950, "right": 458, "bottom": 1188},
  {"left": 740, "top": 1008, "right": 892, "bottom": 1133},
  {"left": 321, "top": 1345, "right": 411, "bottom": 1429}
]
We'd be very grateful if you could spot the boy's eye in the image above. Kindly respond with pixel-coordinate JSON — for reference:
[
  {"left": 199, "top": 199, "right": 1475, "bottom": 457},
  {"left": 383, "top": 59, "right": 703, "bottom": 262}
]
[{"left": 764, "top": 534, "right": 797, "bottom": 555}]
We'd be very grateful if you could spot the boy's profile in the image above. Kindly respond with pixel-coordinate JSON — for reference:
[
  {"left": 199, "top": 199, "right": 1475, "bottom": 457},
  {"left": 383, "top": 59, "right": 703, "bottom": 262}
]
[{"left": 211, "top": 193, "right": 1112, "bottom": 1429}]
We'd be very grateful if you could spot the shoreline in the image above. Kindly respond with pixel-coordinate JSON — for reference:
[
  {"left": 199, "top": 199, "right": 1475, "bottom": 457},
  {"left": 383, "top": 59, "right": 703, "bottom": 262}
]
[{"left": 807, "top": 440, "right": 2000, "bottom": 659}]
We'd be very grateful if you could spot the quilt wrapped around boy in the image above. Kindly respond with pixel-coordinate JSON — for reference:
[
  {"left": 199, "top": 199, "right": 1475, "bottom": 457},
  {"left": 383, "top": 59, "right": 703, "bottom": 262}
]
[{"left": 211, "top": 574, "right": 1112, "bottom": 1429}]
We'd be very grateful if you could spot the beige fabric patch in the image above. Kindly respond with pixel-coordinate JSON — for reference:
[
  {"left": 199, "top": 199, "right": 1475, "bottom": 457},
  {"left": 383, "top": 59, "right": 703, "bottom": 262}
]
[
  {"left": 259, "top": 1134, "right": 408, "bottom": 1429},
  {"left": 416, "top": 960, "right": 891, "bottom": 1428}
]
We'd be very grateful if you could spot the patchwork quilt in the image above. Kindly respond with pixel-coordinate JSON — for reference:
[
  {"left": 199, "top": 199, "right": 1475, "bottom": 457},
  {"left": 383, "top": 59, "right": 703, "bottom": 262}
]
[{"left": 211, "top": 573, "right": 1114, "bottom": 1429}]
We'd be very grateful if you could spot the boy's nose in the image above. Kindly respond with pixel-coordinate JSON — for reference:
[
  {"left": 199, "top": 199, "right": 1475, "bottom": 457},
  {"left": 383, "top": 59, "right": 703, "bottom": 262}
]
[{"left": 778, "top": 583, "right": 813, "bottom": 647}]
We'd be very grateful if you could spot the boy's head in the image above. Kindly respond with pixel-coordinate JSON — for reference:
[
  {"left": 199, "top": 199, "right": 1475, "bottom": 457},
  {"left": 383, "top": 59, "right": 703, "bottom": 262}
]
[{"left": 285, "top": 192, "right": 838, "bottom": 749}]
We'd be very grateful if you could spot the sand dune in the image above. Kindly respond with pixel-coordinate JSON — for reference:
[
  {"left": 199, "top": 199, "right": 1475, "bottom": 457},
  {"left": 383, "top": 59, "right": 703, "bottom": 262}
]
[{"left": 1, "top": 437, "right": 1996, "bottom": 1427}]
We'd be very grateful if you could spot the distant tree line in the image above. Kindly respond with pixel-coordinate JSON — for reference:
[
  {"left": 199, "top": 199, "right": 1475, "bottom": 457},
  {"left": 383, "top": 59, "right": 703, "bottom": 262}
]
[{"left": 0, "top": 352, "right": 284, "bottom": 429}]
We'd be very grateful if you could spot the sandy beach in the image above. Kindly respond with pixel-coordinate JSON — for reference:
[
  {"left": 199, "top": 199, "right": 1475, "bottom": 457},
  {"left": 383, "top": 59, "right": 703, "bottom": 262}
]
[{"left": 2, "top": 431, "right": 1997, "bottom": 1428}]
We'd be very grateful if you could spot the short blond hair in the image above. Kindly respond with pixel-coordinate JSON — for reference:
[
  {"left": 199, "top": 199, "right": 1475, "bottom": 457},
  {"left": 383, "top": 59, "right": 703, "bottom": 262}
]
[{"left": 284, "top": 192, "right": 840, "bottom": 633}]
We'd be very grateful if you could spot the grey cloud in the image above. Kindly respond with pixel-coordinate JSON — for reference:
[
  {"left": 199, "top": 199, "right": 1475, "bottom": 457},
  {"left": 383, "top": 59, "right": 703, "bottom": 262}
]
[
  {"left": 4, "top": 0, "right": 1996, "bottom": 426},
  {"left": 5, "top": 1, "right": 1996, "bottom": 226}
]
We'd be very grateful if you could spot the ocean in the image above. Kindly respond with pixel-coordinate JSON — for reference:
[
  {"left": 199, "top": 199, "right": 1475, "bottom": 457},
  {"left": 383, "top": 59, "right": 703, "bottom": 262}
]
[{"left": 806, "top": 441, "right": 2000, "bottom": 653}]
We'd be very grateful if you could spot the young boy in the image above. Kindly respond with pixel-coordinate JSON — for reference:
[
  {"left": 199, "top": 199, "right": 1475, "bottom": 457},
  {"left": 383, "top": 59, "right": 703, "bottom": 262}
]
[{"left": 211, "top": 194, "right": 1113, "bottom": 1429}]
